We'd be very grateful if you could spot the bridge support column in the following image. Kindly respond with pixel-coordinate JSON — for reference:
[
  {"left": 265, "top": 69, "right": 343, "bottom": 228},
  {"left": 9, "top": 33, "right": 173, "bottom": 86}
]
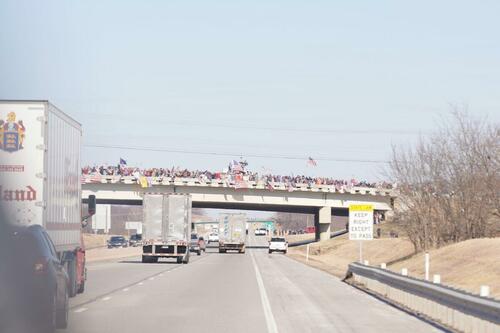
[{"left": 315, "top": 206, "right": 331, "bottom": 242}]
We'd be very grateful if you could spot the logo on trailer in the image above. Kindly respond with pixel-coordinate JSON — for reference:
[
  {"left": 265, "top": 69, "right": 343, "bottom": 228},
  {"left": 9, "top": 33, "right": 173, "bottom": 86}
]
[{"left": 0, "top": 112, "right": 26, "bottom": 152}]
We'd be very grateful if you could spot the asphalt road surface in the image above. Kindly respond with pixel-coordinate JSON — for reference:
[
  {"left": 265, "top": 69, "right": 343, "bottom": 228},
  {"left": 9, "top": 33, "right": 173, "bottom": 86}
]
[{"left": 63, "top": 234, "right": 442, "bottom": 333}]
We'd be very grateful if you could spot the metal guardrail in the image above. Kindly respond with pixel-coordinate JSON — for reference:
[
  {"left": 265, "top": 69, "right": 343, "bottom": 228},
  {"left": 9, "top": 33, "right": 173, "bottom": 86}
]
[
  {"left": 348, "top": 262, "right": 500, "bottom": 325},
  {"left": 288, "top": 229, "right": 348, "bottom": 247}
]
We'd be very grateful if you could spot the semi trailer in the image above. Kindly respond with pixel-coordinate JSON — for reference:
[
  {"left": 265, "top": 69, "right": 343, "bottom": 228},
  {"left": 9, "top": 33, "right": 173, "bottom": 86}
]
[
  {"left": 218, "top": 213, "right": 246, "bottom": 253},
  {"left": 142, "top": 193, "right": 192, "bottom": 264},
  {"left": 0, "top": 100, "right": 95, "bottom": 297}
]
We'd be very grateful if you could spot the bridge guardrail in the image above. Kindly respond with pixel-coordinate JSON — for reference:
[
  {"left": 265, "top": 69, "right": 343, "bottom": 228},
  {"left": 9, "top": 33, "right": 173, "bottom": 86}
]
[
  {"left": 348, "top": 262, "right": 500, "bottom": 326},
  {"left": 82, "top": 175, "right": 393, "bottom": 196}
]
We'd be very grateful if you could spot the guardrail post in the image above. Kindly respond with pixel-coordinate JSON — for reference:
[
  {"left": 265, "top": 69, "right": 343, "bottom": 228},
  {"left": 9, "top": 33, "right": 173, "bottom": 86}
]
[
  {"left": 306, "top": 244, "right": 310, "bottom": 262},
  {"left": 480, "top": 285, "right": 490, "bottom": 297},
  {"left": 433, "top": 274, "right": 441, "bottom": 284},
  {"left": 424, "top": 252, "right": 430, "bottom": 281},
  {"left": 401, "top": 268, "right": 408, "bottom": 276}
]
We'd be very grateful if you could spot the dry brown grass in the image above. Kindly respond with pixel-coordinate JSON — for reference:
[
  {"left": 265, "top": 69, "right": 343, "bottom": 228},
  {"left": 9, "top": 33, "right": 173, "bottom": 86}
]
[
  {"left": 86, "top": 247, "right": 142, "bottom": 263},
  {"left": 389, "top": 238, "right": 500, "bottom": 299},
  {"left": 288, "top": 235, "right": 415, "bottom": 277},
  {"left": 83, "top": 234, "right": 111, "bottom": 249}
]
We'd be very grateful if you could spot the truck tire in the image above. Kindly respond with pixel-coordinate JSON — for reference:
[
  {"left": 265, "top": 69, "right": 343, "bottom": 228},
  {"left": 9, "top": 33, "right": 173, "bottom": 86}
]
[
  {"left": 268, "top": 250, "right": 272, "bottom": 254},
  {"left": 142, "top": 255, "right": 151, "bottom": 263},
  {"left": 77, "top": 278, "right": 85, "bottom": 294},
  {"left": 176, "top": 256, "right": 183, "bottom": 264},
  {"left": 67, "top": 257, "right": 78, "bottom": 297}
]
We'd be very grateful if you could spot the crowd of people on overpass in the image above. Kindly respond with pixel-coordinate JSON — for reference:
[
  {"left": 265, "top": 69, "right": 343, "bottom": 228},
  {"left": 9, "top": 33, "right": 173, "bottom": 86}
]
[{"left": 81, "top": 164, "right": 393, "bottom": 190}]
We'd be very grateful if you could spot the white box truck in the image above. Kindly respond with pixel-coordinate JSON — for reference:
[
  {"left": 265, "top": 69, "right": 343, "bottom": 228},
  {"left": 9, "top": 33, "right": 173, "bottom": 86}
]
[
  {"left": 218, "top": 213, "right": 246, "bottom": 253},
  {"left": 142, "top": 193, "right": 191, "bottom": 264},
  {"left": 0, "top": 100, "right": 95, "bottom": 297}
]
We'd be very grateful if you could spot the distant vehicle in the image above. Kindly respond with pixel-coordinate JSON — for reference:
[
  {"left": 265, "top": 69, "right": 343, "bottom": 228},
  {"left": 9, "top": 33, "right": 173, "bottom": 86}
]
[
  {"left": 108, "top": 236, "right": 128, "bottom": 248},
  {"left": 219, "top": 214, "right": 246, "bottom": 253},
  {"left": 129, "top": 234, "right": 142, "bottom": 247},
  {"left": 198, "top": 236, "right": 206, "bottom": 252},
  {"left": 208, "top": 233, "right": 219, "bottom": 243},
  {"left": 0, "top": 101, "right": 96, "bottom": 299},
  {"left": 255, "top": 228, "right": 267, "bottom": 236},
  {"left": 189, "top": 234, "right": 204, "bottom": 255},
  {"left": 9, "top": 225, "right": 70, "bottom": 331},
  {"left": 269, "top": 237, "right": 288, "bottom": 254},
  {"left": 142, "top": 194, "right": 191, "bottom": 264}
]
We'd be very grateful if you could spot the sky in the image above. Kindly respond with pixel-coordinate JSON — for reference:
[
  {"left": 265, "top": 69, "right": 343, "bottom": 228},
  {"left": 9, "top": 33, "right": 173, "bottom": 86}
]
[{"left": 1, "top": 0, "right": 499, "bottom": 182}]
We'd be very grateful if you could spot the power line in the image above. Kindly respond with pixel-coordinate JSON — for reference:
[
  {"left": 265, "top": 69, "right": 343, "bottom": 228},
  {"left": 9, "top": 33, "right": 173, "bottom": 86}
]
[{"left": 84, "top": 143, "right": 390, "bottom": 164}]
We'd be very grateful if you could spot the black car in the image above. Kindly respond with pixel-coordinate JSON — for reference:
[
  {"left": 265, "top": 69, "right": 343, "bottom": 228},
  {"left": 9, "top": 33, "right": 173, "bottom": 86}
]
[
  {"left": 0, "top": 224, "right": 69, "bottom": 333},
  {"left": 129, "top": 234, "right": 142, "bottom": 247},
  {"left": 108, "top": 236, "right": 128, "bottom": 248}
]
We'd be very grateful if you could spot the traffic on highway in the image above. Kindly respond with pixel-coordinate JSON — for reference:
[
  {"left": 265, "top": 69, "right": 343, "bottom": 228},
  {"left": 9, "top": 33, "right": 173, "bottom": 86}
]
[{"left": 1, "top": 1, "right": 499, "bottom": 333}]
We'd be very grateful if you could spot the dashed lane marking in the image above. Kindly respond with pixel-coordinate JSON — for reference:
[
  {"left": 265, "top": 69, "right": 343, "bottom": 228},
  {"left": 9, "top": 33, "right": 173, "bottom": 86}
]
[
  {"left": 123, "top": 288, "right": 129, "bottom": 292},
  {"left": 102, "top": 297, "right": 111, "bottom": 301},
  {"left": 74, "top": 308, "right": 87, "bottom": 313}
]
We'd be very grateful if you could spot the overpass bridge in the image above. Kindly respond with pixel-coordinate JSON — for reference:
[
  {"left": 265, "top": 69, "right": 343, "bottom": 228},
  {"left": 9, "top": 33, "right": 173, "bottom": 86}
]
[{"left": 82, "top": 176, "right": 394, "bottom": 241}]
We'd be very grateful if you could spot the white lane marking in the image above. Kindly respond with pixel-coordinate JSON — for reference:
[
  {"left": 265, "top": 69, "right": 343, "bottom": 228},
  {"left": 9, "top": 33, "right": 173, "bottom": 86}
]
[
  {"left": 123, "top": 288, "right": 130, "bottom": 292},
  {"left": 159, "top": 274, "right": 164, "bottom": 277},
  {"left": 149, "top": 277, "right": 155, "bottom": 281},
  {"left": 102, "top": 296, "right": 111, "bottom": 301},
  {"left": 250, "top": 251, "right": 279, "bottom": 333},
  {"left": 138, "top": 282, "right": 144, "bottom": 285},
  {"left": 74, "top": 308, "right": 87, "bottom": 313}
]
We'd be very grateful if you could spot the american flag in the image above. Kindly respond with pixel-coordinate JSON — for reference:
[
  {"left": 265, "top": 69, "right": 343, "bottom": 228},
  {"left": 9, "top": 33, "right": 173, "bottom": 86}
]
[
  {"left": 307, "top": 157, "right": 317, "bottom": 167},
  {"left": 266, "top": 181, "right": 274, "bottom": 191},
  {"left": 89, "top": 173, "right": 102, "bottom": 183}
]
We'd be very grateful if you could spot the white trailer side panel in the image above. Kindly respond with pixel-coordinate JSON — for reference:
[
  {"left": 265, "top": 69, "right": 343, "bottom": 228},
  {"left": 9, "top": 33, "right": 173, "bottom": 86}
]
[
  {"left": 0, "top": 102, "right": 45, "bottom": 228},
  {"left": 45, "top": 103, "right": 82, "bottom": 250},
  {"left": 0, "top": 101, "right": 82, "bottom": 251}
]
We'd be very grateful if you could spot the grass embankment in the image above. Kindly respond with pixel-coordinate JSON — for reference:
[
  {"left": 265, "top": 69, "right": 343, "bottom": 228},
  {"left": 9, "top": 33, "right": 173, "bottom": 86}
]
[
  {"left": 390, "top": 238, "right": 500, "bottom": 299},
  {"left": 288, "top": 223, "right": 500, "bottom": 299}
]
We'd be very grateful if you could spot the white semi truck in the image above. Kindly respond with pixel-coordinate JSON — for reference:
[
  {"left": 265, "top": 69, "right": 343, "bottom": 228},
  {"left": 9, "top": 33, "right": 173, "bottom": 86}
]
[
  {"left": 142, "top": 193, "right": 192, "bottom": 264},
  {"left": 0, "top": 100, "right": 95, "bottom": 297},
  {"left": 218, "top": 213, "right": 246, "bottom": 253}
]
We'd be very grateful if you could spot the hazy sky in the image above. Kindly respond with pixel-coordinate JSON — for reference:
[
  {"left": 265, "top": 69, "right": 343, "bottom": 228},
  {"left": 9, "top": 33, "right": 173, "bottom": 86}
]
[{"left": 1, "top": 0, "right": 499, "bottom": 181}]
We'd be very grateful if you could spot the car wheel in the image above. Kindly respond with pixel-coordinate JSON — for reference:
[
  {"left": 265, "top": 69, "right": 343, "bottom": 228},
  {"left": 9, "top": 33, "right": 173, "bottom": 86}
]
[
  {"left": 197, "top": 250, "right": 201, "bottom": 256},
  {"left": 268, "top": 250, "right": 272, "bottom": 254},
  {"left": 41, "top": 293, "right": 57, "bottom": 333},
  {"left": 142, "top": 255, "right": 151, "bottom": 263},
  {"left": 56, "top": 286, "right": 69, "bottom": 329},
  {"left": 176, "top": 256, "right": 183, "bottom": 264}
]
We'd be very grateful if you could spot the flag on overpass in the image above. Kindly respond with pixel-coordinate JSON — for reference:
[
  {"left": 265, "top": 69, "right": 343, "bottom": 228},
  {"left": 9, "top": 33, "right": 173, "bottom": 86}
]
[
  {"left": 119, "top": 158, "right": 127, "bottom": 166},
  {"left": 229, "top": 160, "right": 243, "bottom": 173},
  {"left": 307, "top": 157, "right": 317, "bottom": 167},
  {"left": 139, "top": 176, "right": 149, "bottom": 188}
]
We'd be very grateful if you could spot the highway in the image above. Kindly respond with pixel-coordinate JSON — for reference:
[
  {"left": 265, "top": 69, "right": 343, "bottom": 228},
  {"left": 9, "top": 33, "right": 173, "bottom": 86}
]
[{"left": 65, "top": 235, "right": 442, "bottom": 333}]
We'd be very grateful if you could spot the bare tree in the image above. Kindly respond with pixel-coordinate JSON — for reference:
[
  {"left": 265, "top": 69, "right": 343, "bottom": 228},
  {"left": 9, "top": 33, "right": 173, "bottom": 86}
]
[{"left": 389, "top": 109, "right": 499, "bottom": 252}]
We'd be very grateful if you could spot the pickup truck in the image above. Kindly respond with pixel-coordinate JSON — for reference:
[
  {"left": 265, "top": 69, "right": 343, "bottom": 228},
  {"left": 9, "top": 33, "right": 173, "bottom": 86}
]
[{"left": 189, "top": 234, "right": 205, "bottom": 255}]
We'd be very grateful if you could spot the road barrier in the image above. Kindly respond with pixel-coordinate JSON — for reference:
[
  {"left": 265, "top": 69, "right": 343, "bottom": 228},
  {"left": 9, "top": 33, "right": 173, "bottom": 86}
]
[
  {"left": 288, "top": 229, "right": 348, "bottom": 247},
  {"left": 347, "top": 262, "right": 500, "bottom": 332}
]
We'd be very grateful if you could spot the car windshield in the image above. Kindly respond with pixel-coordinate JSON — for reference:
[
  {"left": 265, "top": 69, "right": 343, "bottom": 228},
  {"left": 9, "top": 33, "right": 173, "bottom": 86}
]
[
  {"left": 110, "top": 236, "right": 124, "bottom": 241},
  {"left": 191, "top": 234, "right": 198, "bottom": 240},
  {"left": 271, "top": 238, "right": 285, "bottom": 242}
]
